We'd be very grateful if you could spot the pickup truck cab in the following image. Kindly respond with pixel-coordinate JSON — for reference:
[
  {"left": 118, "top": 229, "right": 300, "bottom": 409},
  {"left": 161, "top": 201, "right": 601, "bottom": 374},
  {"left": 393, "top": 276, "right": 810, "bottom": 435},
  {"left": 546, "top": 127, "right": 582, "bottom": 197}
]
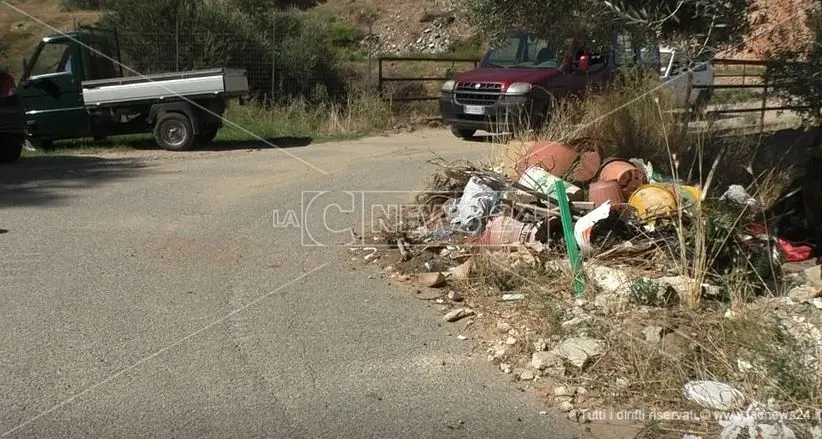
[
  {"left": 0, "top": 71, "right": 25, "bottom": 162},
  {"left": 17, "top": 27, "right": 248, "bottom": 150},
  {"left": 440, "top": 32, "right": 620, "bottom": 139}
]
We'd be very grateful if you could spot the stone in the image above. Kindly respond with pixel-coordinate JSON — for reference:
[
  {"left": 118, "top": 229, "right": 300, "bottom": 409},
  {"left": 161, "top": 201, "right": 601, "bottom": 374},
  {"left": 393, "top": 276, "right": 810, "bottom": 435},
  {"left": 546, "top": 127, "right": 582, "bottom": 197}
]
[
  {"left": 519, "top": 370, "right": 535, "bottom": 381},
  {"left": 683, "top": 380, "right": 745, "bottom": 411},
  {"left": 500, "top": 363, "right": 512, "bottom": 373},
  {"left": 575, "top": 386, "right": 587, "bottom": 396},
  {"left": 555, "top": 337, "right": 605, "bottom": 368},
  {"left": 642, "top": 326, "right": 664, "bottom": 344},
  {"left": 533, "top": 338, "right": 548, "bottom": 352},
  {"left": 451, "top": 258, "right": 473, "bottom": 280},
  {"left": 443, "top": 307, "right": 474, "bottom": 322},
  {"left": 531, "top": 351, "right": 562, "bottom": 370},
  {"left": 788, "top": 285, "right": 821, "bottom": 302},
  {"left": 415, "top": 272, "right": 446, "bottom": 288},
  {"left": 553, "top": 385, "right": 574, "bottom": 397},
  {"left": 457, "top": 335, "right": 468, "bottom": 340},
  {"left": 615, "top": 378, "right": 629, "bottom": 388},
  {"left": 587, "top": 265, "right": 634, "bottom": 296},
  {"left": 447, "top": 290, "right": 462, "bottom": 302},
  {"left": 558, "top": 400, "right": 575, "bottom": 412},
  {"left": 805, "top": 265, "right": 822, "bottom": 288},
  {"left": 496, "top": 321, "right": 512, "bottom": 333},
  {"left": 561, "top": 316, "right": 592, "bottom": 328},
  {"left": 505, "top": 336, "right": 517, "bottom": 345}
]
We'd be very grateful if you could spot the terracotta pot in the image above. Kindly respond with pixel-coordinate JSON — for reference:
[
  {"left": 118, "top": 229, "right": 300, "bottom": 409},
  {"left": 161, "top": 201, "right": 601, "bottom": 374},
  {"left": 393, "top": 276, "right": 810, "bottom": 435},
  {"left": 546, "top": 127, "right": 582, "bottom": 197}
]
[
  {"left": 599, "top": 158, "right": 648, "bottom": 198},
  {"left": 476, "top": 216, "right": 541, "bottom": 247},
  {"left": 588, "top": 180, "right": 625, "bottom": 207},
  {"left": 515, "top": 140, "right": 603, "bottom": 184}
]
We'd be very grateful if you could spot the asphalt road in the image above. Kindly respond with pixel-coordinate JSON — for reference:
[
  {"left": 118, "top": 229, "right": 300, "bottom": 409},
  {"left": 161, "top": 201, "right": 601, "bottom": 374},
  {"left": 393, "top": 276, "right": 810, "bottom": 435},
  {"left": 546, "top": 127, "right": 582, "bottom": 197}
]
[{"left": 0, "top": 130, "right": 582, "bottom": 438}]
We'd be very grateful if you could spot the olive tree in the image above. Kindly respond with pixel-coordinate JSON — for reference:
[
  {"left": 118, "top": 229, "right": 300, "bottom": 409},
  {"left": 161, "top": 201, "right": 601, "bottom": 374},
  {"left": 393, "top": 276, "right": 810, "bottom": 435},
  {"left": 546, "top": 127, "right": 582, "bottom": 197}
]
[{"left": 460, "top": 0, "right": 752, "bottom": 65}]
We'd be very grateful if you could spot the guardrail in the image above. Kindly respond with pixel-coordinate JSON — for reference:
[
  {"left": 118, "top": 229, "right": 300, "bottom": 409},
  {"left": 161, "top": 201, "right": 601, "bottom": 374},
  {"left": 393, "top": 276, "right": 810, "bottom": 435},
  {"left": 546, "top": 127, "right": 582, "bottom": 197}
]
[{"left": 377, "top": 56, "right": 479, "bottom": 102}]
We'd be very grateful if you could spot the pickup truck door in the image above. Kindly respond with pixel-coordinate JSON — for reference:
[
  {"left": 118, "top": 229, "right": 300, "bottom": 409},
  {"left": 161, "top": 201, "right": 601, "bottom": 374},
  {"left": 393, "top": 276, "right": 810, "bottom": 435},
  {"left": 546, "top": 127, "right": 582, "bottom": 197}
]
[{"left": 17, "top": 39, "right": 89, "bottom": 139}]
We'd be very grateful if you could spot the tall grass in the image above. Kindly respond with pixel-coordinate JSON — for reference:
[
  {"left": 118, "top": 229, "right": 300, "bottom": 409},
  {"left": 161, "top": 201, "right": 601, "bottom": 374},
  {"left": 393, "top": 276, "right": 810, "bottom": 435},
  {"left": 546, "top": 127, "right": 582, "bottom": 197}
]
[{"left": 217, "top": 93, "right": 394, "bottom": 142}]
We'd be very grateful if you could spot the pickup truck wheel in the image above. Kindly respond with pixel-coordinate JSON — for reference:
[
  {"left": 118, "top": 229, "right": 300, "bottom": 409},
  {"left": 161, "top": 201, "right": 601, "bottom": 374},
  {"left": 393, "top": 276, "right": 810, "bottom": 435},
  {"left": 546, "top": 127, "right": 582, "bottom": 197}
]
[
  {"left": 0, "top": 135, "right": 24, "bottom": 163},
  {"left": 451, "top": 127, "right": 476, "bottom": 140},
  {"left": 154, "top": 112, "right": 194, "bottom": 151}
]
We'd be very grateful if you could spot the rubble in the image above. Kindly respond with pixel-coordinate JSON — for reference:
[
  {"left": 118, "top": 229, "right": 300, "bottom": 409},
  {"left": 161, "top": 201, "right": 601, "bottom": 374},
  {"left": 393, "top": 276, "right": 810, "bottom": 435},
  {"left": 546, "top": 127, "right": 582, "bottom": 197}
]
[
  {"left": 683, "top": 380, "right": 745, "bottom": 411},
  {"left": 555, "top": 337, "right": 605, "bottom": 368},
  {"left": 443, "top": 307, "right": 474, "bottom": 322}
]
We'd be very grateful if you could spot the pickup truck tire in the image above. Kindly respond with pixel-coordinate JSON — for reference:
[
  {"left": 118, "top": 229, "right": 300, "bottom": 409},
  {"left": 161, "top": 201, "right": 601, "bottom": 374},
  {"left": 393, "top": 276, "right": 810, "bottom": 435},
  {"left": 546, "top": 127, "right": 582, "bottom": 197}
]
[
  {"left": 154, "top": 112, "right": 194, "bottom": 151},
  {"left": 451, "top": 127, "right": 476, "bottom": 140},
  {"left": 0, "top": 134, "right": 24, "bottom": 163}
]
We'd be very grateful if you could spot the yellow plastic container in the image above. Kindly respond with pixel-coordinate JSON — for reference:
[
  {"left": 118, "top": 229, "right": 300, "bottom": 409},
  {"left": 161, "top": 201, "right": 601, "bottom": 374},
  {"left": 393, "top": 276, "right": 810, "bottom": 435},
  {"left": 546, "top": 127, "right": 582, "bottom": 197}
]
[
  {"left": 628, "top": 184, "right": 677, "bottom": 219},
  {"left": 628, "top": 184, "right": 702, "bottom": 219}
]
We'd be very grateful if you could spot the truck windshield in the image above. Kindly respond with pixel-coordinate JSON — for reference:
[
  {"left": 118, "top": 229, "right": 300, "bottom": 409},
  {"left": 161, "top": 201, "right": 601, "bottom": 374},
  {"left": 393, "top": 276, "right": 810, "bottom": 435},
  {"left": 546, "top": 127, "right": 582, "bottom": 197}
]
[{"left": 482, "top": 35, "right": 562, "bottom": 69}]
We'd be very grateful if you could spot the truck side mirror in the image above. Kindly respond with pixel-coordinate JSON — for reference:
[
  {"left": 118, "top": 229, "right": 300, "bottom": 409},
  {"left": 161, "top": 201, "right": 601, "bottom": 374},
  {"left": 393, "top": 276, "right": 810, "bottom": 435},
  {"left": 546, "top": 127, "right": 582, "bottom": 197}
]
[{"left": 578, "top": 55, "right": 590, "bottom": 73}]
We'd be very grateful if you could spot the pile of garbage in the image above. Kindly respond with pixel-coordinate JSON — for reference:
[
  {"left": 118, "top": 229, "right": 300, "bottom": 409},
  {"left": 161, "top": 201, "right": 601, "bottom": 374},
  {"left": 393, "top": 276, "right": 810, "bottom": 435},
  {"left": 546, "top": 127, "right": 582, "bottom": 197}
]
[{"left": 381, "top": 137, "right": 819, "bottom": 300}]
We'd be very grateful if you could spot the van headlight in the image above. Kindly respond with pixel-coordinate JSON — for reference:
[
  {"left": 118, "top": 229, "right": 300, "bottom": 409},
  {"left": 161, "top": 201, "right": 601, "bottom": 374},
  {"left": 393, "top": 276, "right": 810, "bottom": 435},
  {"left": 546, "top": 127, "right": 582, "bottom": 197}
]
[
  {"left": 505, "top": 82, "right": 532, "bottom": 94},
  {"left": 442, "top": 80, "right": 456, "bottom": 92}
]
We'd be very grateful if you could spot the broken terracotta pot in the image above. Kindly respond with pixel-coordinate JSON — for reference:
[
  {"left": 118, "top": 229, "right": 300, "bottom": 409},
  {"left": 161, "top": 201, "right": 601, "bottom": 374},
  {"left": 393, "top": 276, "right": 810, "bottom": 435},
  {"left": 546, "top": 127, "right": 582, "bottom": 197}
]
[
  {"left": 588, "top": 180, "right": 624, "bottom": 207},
  {"left": 598, "top": 158, "right": 648, "bottom": 199},
  {"left": 514, "top": 140, "right": 603, "bottom": 185},
  {"left": 414, "top": 272, "right": 446, "bottom": 288}
]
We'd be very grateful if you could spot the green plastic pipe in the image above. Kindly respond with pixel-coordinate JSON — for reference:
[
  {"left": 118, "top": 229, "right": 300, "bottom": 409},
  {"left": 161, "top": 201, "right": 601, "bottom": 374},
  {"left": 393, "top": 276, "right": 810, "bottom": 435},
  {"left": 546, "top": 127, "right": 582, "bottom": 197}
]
[{"left": 554, "top": 180, "right": 585, "bottom": 297}]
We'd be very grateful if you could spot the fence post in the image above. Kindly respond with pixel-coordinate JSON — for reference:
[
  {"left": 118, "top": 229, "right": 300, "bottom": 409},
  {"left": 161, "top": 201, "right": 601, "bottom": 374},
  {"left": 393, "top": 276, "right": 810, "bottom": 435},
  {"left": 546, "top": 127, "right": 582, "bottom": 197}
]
[
  {"left": 175, "top": 16, "right": 180, "bottom": 72},
  {"left": 760, "top": 78, "right": 768, "bottom": 132},
  {"left": 377, "top": 58, "right": 383, "bottom": 98},
  {"left": 271, "top": 17, "right": 277, "bottom": 102}
]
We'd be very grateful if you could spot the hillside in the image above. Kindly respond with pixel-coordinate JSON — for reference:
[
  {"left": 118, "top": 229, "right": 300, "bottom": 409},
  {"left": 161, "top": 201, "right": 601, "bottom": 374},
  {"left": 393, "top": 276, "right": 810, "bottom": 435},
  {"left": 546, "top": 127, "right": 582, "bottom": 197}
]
[{"left": 0, "top": 0, "right": 815, "bottom": 76}]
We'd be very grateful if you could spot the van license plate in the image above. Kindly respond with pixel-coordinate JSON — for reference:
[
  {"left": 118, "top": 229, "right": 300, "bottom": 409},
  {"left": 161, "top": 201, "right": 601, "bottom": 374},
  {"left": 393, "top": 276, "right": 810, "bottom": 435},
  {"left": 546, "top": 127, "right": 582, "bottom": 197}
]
[{"left": 464, "top": 105, "right": 484, "bottom": 115}]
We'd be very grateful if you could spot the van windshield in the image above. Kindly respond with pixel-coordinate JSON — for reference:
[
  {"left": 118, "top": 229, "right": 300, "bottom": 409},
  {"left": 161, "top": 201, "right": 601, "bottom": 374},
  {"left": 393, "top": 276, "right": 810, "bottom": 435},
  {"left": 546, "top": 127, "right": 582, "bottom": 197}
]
[{"left": 482, "top": 34, "right": 564, "bottom": 69}]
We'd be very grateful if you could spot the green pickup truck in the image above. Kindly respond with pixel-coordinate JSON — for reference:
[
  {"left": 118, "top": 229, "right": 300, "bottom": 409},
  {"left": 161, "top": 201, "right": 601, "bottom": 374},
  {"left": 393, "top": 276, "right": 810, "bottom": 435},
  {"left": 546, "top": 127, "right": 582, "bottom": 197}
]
[{"left": 17, "top": 27, "right": 249, "bottom": 151}]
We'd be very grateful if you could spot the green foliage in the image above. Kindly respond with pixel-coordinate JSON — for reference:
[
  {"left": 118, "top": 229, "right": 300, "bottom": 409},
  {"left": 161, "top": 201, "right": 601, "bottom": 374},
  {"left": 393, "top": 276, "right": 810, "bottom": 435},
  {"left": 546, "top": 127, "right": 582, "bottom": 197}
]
[
  {"left": 98, "top": 0, "right": 359, "bottom": 103},
  {"left": 61, "top": 0, "right": 108, "bottom": 11}
]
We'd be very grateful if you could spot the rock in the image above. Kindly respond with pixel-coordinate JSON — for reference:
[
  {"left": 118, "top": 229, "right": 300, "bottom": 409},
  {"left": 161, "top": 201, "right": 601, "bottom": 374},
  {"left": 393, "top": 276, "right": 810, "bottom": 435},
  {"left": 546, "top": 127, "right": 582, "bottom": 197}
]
[
  {"left": 805, "top": 265, "right": 822, "bottom": 288},
  {"left": 493, "top": 347, "right": 507, "bottom": 359},
  {"left": 531, "top": 351, "right": 565, "bottom": 377},
  {"left": 533, "top": 338, "right": 548, "bottom": 352},
  {"left": 642, "top": 326, "right": 664, "bottom": 344},
  {"left": 457, "top": 335, "right": 468, "bottom": 340},
  {"left": 615, "top": 378, "right": 629, "bottom": 388},
  {"left": 587, "top": 265, "right": 633, "bottom": 296},
  {"left": 415, "top": 272, "right": 446, "bottom": 288},
  {"left": 500, "top": 363, "right": 512, "bottom": 373},
  {"left": 736, "top": 358, "right": 754, "bottom": 373},
  {"left": 447, "top": 290, "right": 462, "bottom": 302},
  {"left": 451, "top": 258, "right": 472, "bottom": 280},
  {"left": 496, "top": 321, "right": 512, "bottom": 333},
  {"left": 553, "top": 385, "right": 573, "bottom": 397},
  {"left": 505, "top": 336, "right": 517, "bottom": 345},
  {"left": 558, "top": 400, "right": 575, "bottom": 412},
  {"left": 561, "top": 316, "right": 592, "bottom": 328},
  {"left": 519, "top": 370, "right": 535, "bottom": 381},
  {"left": 788, "top": 285, "right": 821, "bottom": 301},
  {"left": 501, "top": 293, "right": 525, "bottom": 301},
  {"left": 683, "top": 380, "right": 745, "bottom": 411},
  {"left": 443, "top": 307, "right": 474, "bottom": 322},
  {"left": 575, "top": 386, "right": 587, "bottom": 396},
  {"left": 810, "top": 298, "right": 822, "bottom": 310},
  {"left": 555, "top": 337, "right": 605, "bottom": 368}
]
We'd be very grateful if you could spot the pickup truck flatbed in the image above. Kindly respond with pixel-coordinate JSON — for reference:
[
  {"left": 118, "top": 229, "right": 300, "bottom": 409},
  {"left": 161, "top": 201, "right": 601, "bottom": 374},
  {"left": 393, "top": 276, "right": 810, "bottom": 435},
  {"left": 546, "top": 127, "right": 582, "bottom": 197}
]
[{"left": 82, "top": 68, "right": 249, "bottom": 107}]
